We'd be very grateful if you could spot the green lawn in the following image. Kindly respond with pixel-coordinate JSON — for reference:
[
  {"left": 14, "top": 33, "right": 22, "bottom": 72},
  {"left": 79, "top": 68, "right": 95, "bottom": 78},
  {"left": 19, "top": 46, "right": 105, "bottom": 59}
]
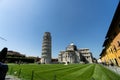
[{"left": 7, "top": 64, "right": 120, "bottom": 80}]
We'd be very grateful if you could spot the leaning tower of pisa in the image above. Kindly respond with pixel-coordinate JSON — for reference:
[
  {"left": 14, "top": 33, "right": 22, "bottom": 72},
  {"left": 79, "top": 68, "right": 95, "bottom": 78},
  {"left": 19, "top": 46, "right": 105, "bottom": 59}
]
[{"left": 41, "top": 32, "right": 52, "bottom": 64}]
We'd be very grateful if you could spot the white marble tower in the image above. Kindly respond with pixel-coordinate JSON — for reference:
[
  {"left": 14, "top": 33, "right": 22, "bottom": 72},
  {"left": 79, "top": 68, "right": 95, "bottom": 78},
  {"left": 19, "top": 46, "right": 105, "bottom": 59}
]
[{"left": 41, "top": 32, "right": 52, "bottom": 64}]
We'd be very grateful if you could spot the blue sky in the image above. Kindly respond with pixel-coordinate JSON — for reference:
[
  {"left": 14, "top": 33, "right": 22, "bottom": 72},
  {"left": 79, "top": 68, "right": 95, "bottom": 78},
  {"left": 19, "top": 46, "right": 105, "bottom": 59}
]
[{"left": 0, "top": 0, "right": 119, "bottom": 59}]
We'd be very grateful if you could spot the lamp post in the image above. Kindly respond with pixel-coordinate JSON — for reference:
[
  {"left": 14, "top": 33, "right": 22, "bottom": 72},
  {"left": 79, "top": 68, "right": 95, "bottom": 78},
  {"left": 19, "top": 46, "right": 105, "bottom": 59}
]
[{"left": 0, "top": 36, "right": 7, "bottom": 41}]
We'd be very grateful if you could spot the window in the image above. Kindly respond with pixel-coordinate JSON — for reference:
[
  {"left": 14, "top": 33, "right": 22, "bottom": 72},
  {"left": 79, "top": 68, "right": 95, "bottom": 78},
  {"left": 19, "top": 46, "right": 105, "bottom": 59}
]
[
  {"left": 113, "top": 32, "right": 117, "bottom": 37},
  {"left": 119, "top": 57, "right": 120, "bottom": 60},
  {"left": 111, "top": 48, "right": 113, "bottom": 53},
  {"left": 119, "top": 23, "right": 120, "bottom": 28},
  {"left": 86, "top": 56, "right": 89, "bottom": 59},
  {"left": 113, "top": 45, "right": 117, "bottom": 52},
  {"left": 109, "top": 49, "right": 112, "bottom": 53},
  {"left": 117, "top": 41, "right": 120, "bottom": 47}
]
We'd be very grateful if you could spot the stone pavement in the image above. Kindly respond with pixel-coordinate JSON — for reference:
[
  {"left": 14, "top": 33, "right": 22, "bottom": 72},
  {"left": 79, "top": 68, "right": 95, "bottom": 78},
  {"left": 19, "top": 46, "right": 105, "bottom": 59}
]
[
  {"left": 5, "top": 75, "right": 21, "bottom": 80},
  {"left": 106, "top": 65, "right": 120, "bottom": 75}
]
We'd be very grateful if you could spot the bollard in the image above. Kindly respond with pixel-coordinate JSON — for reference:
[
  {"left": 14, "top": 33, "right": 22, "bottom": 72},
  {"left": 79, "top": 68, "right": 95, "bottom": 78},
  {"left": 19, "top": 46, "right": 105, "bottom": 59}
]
[
  {"left": 91, "top": 77, "right": 95, "bottom": 80},
  {"left": 10, "top": 67, "right": 13, "bottom": 75},
  {"left": 53, "top": 74, "right": 57, "bottom": 80},
  {"left": 31, "top": 70, "right": 34, "bottom": 80},
  {"left": 18, "top": 68, "right": 21, "bottom": 78}
]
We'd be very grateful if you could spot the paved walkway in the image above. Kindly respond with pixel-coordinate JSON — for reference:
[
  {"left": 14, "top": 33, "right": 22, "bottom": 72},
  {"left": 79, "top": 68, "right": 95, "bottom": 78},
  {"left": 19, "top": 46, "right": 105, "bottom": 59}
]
[
  {"left": 106, "top": 65, "right": 120, "bottom": 75},
  {"left": 5, "top": 75, "right": 21, "bottom": 80}
]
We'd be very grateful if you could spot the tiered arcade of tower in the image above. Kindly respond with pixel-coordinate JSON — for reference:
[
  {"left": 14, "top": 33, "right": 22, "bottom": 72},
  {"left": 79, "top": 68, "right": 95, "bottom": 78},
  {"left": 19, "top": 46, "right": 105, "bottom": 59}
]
[{"left": 41, "top": 32, "right": 52, "bottom": 64}]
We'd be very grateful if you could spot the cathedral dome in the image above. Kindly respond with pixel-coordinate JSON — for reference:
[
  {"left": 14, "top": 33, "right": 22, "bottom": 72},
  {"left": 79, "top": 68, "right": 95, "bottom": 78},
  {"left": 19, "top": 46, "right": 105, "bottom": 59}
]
[
  {"left": 66, "top": 42, "right": 77, "bottom": 51},
  {"left": 70, "top": 42, "right": 74, "bottom": 46}
]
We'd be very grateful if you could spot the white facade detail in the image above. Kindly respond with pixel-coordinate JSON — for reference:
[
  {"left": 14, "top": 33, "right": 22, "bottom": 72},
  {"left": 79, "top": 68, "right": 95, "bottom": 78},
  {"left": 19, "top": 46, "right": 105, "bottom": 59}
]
[{"left": 58, "top": 43, "right": 93, "bottom": 64}]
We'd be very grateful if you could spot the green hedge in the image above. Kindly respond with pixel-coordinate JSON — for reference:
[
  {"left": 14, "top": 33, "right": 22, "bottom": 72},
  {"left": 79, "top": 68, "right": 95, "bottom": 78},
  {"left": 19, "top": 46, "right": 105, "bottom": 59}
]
[{"left": 6, "top": 57, "right": 35, "bottom": 63}]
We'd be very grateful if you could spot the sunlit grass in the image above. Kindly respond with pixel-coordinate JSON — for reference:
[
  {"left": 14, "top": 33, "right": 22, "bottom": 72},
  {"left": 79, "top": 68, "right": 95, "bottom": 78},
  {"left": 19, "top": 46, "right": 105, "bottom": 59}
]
[{"left": 7, "top": 64, "right": 120, "bottom": 80}]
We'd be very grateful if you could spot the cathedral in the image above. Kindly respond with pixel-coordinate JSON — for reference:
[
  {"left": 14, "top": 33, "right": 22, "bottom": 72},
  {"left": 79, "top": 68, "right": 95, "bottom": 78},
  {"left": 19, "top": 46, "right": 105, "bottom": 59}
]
[{"left": 58, "top": 43, "right": 93, "bottom": 64}]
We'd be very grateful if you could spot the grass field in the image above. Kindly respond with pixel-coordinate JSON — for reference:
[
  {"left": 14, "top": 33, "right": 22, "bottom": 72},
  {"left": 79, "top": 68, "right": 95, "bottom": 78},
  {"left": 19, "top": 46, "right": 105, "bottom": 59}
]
[{"left": 7, "top": 64, "right": 120, "bottom": 80}]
